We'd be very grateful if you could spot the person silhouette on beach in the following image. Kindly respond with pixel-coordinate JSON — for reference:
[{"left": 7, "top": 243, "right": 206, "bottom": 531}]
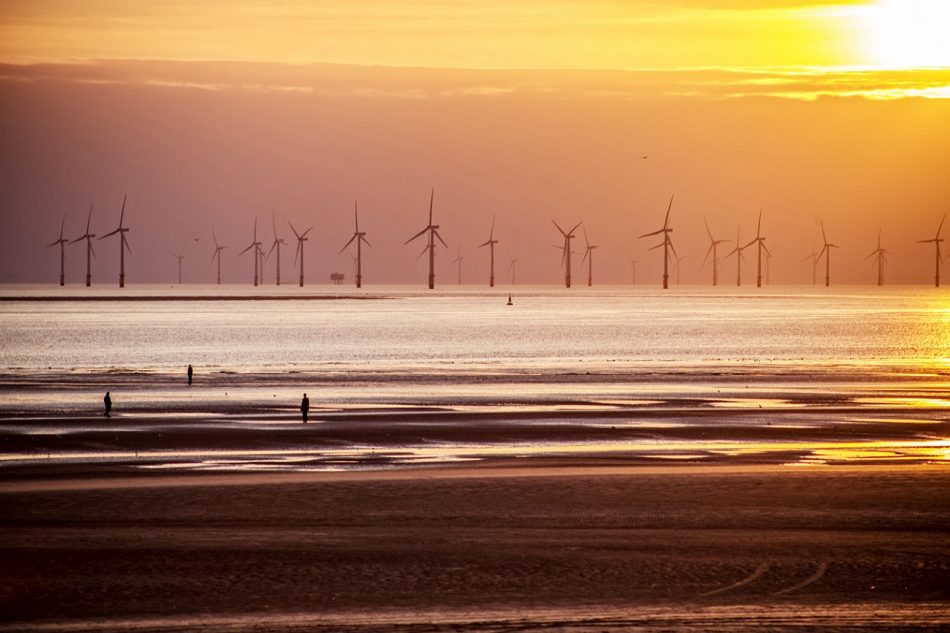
[
  {"left": 187, "top": 364, "right": 193, "bottom": 385},
  {"left": 104, "top": 392, "right": 112, "bottom": 418},
  {"left": 301, "top": 393, "right": 310, "bottom": 424}
]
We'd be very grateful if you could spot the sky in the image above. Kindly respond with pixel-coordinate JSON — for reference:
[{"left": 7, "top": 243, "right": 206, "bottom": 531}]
[{"left": 1, "top": 0, "right": 949, "bottom": 285}]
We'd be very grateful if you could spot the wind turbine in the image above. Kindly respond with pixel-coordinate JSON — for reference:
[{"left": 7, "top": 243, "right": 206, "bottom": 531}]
[
  {"left": 918, "top": 215, "right": 945, "bottom": 287},
  {"left": 47, "top": 213, "right": 69, "bottom": 286},
  {"left": 479, "top": 216, "right": 499, "bottom": 287},
  {"left": 508, "top": 252, "right": 519, "bottom": 285},
  {"left": 266, "top": 214, "right": 288, "bottom": 286},
  {"left": 627, "top": 256, "right": 637, "bottom": 285},
  {"left": 866, "top": 229, "right": 889, "bottom": 286},
  {"left": 802, "top": 234, "right": 819, "bottom": 285},
  {"left": 581, "top": 227, "right": 598, "bottom": 287},
  {"left": 638, "top": 195, "right": 675, "bottom": 289},
  {"left": 743, "top": 210, "right": 769, "bottom": 288},
  {"left": 552, "top": 220, "right": 582, "bottom": 288},
  {"left": 340, "top": 200, "right": 371, "bottom": 288},
  {"left": 724, "top": 226, "right": 747, "bottom": 286},
  {"left": 173, "top": 243, "right": 186, "bottom": 284},
  {"left": 210, "top": 226, "right": 227, "bottom": 285},
  {"left": 701, "top": 218, "right": 727, "bottom": 286},
  {"left": 289, "top": 222, "right": 314, "bottom": 287},
  {"left": 450, "top": 243, "right": 464, "bottom": 285},
  {"left": 99, "top": 194, "right": 131, "bottom": 288},
  {"left": 69, "top": 204, "right": 96, "bottom": 287},
  {"left": 239, "top": 218, "right": 263, "bottom": 286},
  {"left": 818, "top": 221, "right": 839, "bottom": 287},
  {"left": 405, "top": 188, "right": 447, "bottom": 289}
]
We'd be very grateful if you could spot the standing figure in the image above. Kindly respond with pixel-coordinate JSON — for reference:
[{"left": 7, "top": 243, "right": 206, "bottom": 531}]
[
  {"left": 300, "top": 393, "right": 310, "bottom": 424},
  {"left": 187, "top": 364, "right": 193, "bottom": 385},
  {"left": 104, "top": 391, "right": 112, "bottom": 418}
]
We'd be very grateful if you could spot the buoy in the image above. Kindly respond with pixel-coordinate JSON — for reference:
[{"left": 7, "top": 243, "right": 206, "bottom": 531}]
[{"left": 507, "top": 293, "right": 513, "bottom": 305}]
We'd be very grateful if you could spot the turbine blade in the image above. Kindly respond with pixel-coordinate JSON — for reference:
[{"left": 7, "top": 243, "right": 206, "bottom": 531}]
[
  {"left": 937, "top": 214, "right": 946, "bottom": 238},
  {"left": 551, "top": 220, "right": 567, "bottom": 236},
  {"left": 406, "top": 227, "right": 428, "bottom": 244},
  {"left": 703, "top": 217, "right": 713, "bottom": 241},
  {"left": 821, "top": 221, "right": 827, "bottom": 245},
  {"left": 668, "top": 239, "right": 678, "bottom": 257},
  {"left": 288, "top": 222, "right": 300, "bottom": 239},
  {"left": 701, "top": 243, "right": 713, "bottom": 269},
  {"left": 86, "top": 204, "right": 93, "bottom": 234},
  {"left": 568, "top": 221, "right": 582, "bottom": 236},
  {"left": 756, "top": 209, "right": 762, "bottom": 238},
  {"left": 361, "top": 236, "right": 372, "bottom": 247},
  {"left": 417, "top": 245, "right": 429, "bottom": 260},
  {"left": 428, "top": 188, "right": 434, "bottom": 225},
  {"left": 639, "top": 228, "right": 664, "bottom": 238},
  {"left": 354, "top": 200, "right": 360, "bottom": 232},
  {"left": 663, "top": 194, "right": 674, "bottom": 229},
  {"left": 239, "top": 243, "right": 254, "bottom": 255},
  {"left": 59, "top": 213, "right": 66, "bottom": 241},
  {"left": 300, "top": 226, "right": 313, "bottom": 239},
  {"left": 489, "top": 215, "right": 495, "bottom": 240},
  {"left": 434, "top": 230, "right": 448, "bottom": 248},
  {"left": 124, "top": 236, "right": 132, "bottom": 255},
  {"left": 340, "top": 234, "right": 357, "bottom": 254},
  {"left": 99, "top": 228, "right": 119, "bottom": 240},
  {"left": 118, "top": 194, "right": 127, "bottom": 228}
]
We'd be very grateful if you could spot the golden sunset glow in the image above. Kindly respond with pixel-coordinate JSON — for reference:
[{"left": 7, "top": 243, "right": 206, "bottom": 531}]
[{"left": 861, "top": 0, "right": 950, "bottom": 69}]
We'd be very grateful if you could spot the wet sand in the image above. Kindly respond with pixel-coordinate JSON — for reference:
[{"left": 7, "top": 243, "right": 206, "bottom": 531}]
[
  {"left": 2, "top": 464, "right": 950, "bottom": 631},
  {"left": 2, "top": 363, "right": 950, "bottom": 631}
]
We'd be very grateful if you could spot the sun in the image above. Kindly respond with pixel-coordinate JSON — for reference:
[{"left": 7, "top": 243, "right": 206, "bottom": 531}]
[{"left": 863, "top": 0, "right": 950, "bottom": 68}]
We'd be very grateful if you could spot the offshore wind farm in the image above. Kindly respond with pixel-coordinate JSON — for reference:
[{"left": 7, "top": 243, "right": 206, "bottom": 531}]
[{"left": 2, "top": 2, "right": 950, "bottom": 632}]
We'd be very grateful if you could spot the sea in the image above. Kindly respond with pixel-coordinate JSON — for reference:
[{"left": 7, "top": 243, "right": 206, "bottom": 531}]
[{"left": 1, "top": 284, "right": 949, "bottom": 472}]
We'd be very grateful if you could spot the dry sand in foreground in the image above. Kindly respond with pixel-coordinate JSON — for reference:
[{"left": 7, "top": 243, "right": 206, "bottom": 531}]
[{"left": 1, "top": 464, "right": 949, "bottom": 631}]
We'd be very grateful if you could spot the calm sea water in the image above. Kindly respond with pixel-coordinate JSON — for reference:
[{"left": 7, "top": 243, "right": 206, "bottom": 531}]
[{"left": 1, "top": 284, "right": 948, "bottom": 373}]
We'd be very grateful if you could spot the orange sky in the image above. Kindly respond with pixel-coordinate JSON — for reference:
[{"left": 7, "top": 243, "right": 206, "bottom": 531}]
[{"left": 1, "top": 1, "right": 949, "bottom": 284}]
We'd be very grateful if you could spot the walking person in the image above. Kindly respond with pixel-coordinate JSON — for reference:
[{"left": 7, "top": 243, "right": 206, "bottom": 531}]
[
  {"left": 300, "top": 393, "right": 310, "bottom": 424},
  {"left": 103, "top": 391, "right": 112, "bottom": 418},
  {"left": 187, "top": 364, "right": 193, "bottom": 385}
]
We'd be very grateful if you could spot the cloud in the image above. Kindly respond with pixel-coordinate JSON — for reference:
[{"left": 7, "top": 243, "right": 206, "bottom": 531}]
[{"left": 2, "top": 60, "right": 950, "bottom": 102}]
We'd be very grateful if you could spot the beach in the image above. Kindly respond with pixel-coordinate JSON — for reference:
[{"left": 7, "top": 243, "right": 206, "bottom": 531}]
[
  {"left": 2, "top": 286, "right": 949, "bottom": 630},
  {"left": 2, "top": 465, "right": 950, "bottom": 631}
]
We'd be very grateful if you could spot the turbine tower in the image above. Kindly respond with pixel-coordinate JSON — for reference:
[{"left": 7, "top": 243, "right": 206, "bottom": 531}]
[
  {"left": 552, "top": 220, "right": 582, "bottom": 288},
  {"left": 266, "top": 214, "right": 288, "bottom": 286},
  {"left": 864, "top": 229, "right": 888, "bottom": 286},
  {"left": 918, "top": 215, "right": 945, "bottom": 287},
  {"left": 69, "top": 205, "right": 96, "bottom": 287},
  {"left": 701, "top": 218, "right": 727, "bottom": 286},
  {"left": 47, "top": 214, "right": 69, "bottom": 286},
  {"left": 173, "top": 243, "right": 186, "bottom": 284},
  {"left": 405, "top": 188, "right": 447, "bottom": 289},
  {"left": 289, "top": 222, "right": 314, "bottom": 287},
  {"left": 818, "top": 221, "right": 839, "bottom": 287},
  {"left": 725, "top": 226, "right": 747, "bottom": 286},
  {"left": 508, "top": 253, "right": 519, "bottom": 285},
  {"left": 99, "top": 194, "right": 131, "bottom": 288},
  {"left": 581, "top": 227, "right": 598, "bottom": 287},
  {"left": 450, "top": 243, "right": 464, "bottom": 285},
  {"left": 743, "top": 210, "right": 769, "bottom": 288},
  {"left": 210, "top": 226, "right": 227, "bottom": 285},
  {"left": 239, "top": 218, "right": 263, "bottom": 286},
  {"left": 479, "top": 216, "right": 499, "bottom": 287},
  {"left": 639, "top": 195, "right": 675, "bottom": 289},
  {"left": 340, "top": 200, "right": 371, "bottom": 288}
]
